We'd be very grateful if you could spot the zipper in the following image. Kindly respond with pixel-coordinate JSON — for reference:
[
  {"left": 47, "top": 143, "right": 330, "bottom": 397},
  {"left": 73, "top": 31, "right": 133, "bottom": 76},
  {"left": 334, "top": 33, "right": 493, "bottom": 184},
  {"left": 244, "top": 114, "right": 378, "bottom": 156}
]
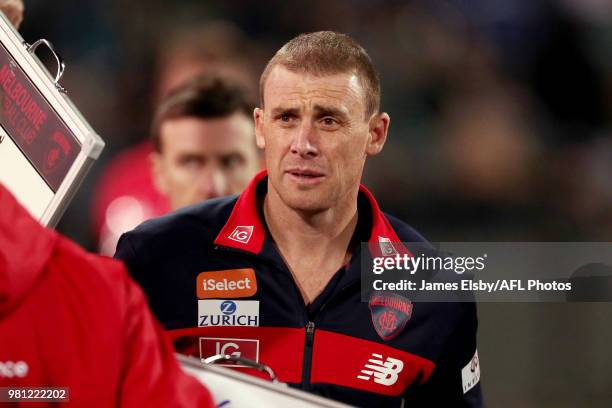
[
  {"left": 299, "top": 278, "right": 361, "bottom": 389},
  {"left": 301, "top": 321, "right": 316, "bottom": 389},
  {"left": 216, "top": 244, "right": 316, "bottom": 389}
]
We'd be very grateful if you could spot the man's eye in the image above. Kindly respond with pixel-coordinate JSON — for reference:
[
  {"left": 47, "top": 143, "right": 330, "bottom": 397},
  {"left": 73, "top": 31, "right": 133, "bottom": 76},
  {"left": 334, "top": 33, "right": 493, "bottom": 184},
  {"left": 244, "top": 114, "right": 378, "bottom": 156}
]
[
  {"left": 321, "top": 117, "right": 339, "bottom": 127},
  {"left": 323, "top": 117, "right": 336, "bottom": 125},
  {"left": 179, "top": 157, "right": 204, "bottom": 168},
  {"left": 280, "top": 114, "right": 293, "bottom": 122},
  {"left": 222, "top": 154, "right": 243, "bottom": 169}
]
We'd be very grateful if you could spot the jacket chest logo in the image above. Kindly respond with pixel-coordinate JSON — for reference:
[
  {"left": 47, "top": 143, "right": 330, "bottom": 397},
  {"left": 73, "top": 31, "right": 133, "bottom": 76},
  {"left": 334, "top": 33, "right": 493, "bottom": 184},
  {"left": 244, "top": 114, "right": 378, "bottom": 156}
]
[
  {"left": 228, "top": 225, "right": 254, "bottom": 244},
  {"left": 369, "top": 292, "right": 413, "bottom": 341},
  {"left": 357, "top": 353, "right": 404, "bottom": 386},
  {"left": 197, "top": 268, "right": 257, "bottom": 299}
]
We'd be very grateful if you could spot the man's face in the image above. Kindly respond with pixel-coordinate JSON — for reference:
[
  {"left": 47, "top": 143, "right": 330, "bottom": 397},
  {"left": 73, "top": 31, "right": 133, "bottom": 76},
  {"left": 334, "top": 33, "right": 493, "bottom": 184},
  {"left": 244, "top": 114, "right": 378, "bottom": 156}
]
[
  {"left": 152, "top": 113, "right": 260, "bottom": 210},
  {"left": 255, "top": 66, "right": 389, "bottom": 212}
]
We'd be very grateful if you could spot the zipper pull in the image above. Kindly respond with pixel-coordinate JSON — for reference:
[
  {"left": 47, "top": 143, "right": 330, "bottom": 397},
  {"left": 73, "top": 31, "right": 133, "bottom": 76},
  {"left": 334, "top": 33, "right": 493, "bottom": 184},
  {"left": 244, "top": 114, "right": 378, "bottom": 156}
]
[{"left": 305, "top": 321, "right": 315, "bottom": 346}]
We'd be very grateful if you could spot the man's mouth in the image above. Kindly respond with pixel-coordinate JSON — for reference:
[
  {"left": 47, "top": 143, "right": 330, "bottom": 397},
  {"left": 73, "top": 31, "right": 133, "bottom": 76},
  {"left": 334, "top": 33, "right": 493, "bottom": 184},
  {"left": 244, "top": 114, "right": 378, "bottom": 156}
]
[
  {"left": 287, "top": 169, "right": 324, "bottom": 177},
  {"left": 285, "top": 168, "right": 326, "bottom": 184}
]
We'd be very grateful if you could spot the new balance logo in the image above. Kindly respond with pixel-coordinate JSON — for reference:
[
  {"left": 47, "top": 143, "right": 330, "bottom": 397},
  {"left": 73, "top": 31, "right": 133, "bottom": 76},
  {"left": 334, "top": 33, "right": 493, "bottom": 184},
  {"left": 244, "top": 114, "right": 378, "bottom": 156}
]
[{"left": 357, "top": 353, "right": 404, "bottom": 386}]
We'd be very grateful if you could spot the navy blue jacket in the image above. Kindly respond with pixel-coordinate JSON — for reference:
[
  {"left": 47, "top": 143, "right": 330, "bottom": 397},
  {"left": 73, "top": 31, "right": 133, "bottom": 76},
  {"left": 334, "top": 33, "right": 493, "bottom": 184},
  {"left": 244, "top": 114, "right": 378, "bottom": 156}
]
[{"left": 115, "top": 171, "right": 484, "bottom": 407}]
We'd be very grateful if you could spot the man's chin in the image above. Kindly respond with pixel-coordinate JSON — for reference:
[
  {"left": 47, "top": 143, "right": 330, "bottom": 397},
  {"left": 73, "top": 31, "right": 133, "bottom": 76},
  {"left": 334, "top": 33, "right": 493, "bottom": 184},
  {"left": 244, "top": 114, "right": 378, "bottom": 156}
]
[{"left": 280, "top": 191, "right": 330, "bottom": 213}]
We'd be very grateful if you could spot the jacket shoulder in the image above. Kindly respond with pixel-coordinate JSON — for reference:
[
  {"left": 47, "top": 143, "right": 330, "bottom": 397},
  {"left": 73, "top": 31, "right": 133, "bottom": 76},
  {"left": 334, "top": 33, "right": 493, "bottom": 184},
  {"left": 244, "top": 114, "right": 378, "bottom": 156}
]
[
  {"left": 115, "top": 195, "right": 238, "bottom": 261},
  {"left": 385, "top": 212, "right": 429, "bottom": 243},
  {"left": 47, "top": 236, "right": 131, "bottom": 317},
  {"left": 115, "top": 196, "right": 237, "bottom": 270}
]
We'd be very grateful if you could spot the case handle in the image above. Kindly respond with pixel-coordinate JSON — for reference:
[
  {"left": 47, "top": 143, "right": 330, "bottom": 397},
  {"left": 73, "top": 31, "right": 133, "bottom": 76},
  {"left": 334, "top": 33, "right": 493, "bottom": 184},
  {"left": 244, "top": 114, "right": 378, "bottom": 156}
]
[
  {"left": 24, "top": 39, "right": 66, "bottom": 93},
  {"left": 203, "top": 354, "right": 281, "bottom": 384}
]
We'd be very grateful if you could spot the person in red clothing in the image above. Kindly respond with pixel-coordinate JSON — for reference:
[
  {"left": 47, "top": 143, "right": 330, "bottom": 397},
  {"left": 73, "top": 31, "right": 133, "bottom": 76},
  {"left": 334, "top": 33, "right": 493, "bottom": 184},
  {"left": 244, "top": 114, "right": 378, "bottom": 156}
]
[{"left": 0, "top": 184, "right": 214, "bottom": 407}]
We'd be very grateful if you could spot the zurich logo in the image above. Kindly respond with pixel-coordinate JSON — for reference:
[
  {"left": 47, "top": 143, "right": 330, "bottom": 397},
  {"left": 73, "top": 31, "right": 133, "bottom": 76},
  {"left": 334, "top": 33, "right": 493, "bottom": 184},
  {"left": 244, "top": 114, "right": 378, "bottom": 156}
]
[{"left": 220, "top": 301, "right": 237, "bottom": 315}]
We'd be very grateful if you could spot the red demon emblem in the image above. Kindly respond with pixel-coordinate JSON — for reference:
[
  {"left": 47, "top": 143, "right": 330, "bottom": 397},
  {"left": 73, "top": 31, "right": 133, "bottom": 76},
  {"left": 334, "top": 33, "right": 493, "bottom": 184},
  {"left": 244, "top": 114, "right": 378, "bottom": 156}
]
[{"left": 369, "top": 292, "right": 413, "bottom": 341}]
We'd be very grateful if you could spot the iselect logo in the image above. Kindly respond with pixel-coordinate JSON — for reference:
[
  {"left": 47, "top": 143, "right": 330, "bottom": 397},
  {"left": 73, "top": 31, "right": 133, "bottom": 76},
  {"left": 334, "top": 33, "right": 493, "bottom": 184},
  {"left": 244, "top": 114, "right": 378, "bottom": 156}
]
[
  {"left": 197, "top": 268, "right": 257, "bottom": 299},
  {"left": 198, "top": 300, "right": 259, "bottom": 327}
]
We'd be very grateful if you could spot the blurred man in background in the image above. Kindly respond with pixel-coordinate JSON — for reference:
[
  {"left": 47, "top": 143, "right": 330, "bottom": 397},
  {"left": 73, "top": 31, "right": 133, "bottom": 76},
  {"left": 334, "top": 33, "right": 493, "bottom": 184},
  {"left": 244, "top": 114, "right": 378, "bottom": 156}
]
[
  {"left": 93, "top": 22, "right": 262, "bottom": 255},
  {"left": 149, "top": 74, "right": 261, "bottom": 211}
]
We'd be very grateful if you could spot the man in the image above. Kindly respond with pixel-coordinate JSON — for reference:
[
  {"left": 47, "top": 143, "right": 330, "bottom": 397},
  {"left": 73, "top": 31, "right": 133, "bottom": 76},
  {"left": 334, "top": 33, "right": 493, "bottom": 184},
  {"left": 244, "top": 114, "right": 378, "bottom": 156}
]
[
  {"left": 150, "top": 74, "right": 260, "bottom": 211},
  {"left": 0, "top": 184, "right": 214, "bottom": 407},
  {"left": 116, "top": 31, "right": 483, "bottom": 407},
  {"left": 96, "top": 75, "right": 261, "bottom": 254}
]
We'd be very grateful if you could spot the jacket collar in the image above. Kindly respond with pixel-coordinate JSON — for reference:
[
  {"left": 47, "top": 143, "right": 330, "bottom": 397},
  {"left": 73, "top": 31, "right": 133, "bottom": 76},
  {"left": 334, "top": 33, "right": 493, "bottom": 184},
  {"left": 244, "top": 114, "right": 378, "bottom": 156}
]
[{"left": 214, "top": 170, "right": 410, "bottom": 258}]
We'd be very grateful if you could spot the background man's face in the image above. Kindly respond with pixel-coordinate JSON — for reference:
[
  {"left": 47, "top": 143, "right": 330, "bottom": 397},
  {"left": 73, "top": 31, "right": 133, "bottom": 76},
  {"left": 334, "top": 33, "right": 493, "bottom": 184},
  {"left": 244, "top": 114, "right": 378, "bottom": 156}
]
[
  {"left": 152, "top": 113, "right": 260, "bottom": 210},
  {"left": 256, "top": 66, "right": 376, "bottom": 212}
]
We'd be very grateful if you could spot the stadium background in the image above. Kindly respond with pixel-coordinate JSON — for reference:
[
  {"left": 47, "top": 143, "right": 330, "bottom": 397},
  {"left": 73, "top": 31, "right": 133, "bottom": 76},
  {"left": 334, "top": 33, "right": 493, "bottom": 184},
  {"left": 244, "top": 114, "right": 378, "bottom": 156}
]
[{"left": 19, "top": 0, "right": 612, "bottom": 406}]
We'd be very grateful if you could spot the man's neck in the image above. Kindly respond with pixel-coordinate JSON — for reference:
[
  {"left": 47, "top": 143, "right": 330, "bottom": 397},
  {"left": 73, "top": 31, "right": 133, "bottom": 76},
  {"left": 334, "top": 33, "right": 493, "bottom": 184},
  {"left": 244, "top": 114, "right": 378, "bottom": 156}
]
[
  {"left": 263, "top": 182, "right": 359, "bottom": 303},
  {"left": 264, "top": 184, "right": 358, "bottom": 254}
]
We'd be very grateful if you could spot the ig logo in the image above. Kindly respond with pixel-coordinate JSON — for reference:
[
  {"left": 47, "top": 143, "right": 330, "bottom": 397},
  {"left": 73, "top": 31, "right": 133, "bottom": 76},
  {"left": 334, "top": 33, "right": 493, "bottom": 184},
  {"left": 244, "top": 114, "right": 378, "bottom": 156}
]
[
  {"left": 228, "top": 226, "right": 254, "bottom": 244},
  {"left": 378, "top": 236, "right": 397, "bottom": 256}
]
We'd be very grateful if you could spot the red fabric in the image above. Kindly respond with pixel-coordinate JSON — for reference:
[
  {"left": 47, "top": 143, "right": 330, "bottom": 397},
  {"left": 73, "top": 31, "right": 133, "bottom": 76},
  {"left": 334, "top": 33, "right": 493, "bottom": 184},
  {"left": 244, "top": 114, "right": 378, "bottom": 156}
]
[
  {"left": 92, "top": 141, "right": 170, "bottom": 242},
  {"left": 311, "top": 330, "right": 435, "bottom": 396},
  {"left": 168, "top": 326, "right": 305, "bottom": 384},
  {"left": 213, "top": 170, "right": 268, "bottom": 254},
  {"left": 167, "top": 326, "right": 435, "bottom": 396},
  {"left": 0, "top": 184, "right": 213, "bottom": 407}
]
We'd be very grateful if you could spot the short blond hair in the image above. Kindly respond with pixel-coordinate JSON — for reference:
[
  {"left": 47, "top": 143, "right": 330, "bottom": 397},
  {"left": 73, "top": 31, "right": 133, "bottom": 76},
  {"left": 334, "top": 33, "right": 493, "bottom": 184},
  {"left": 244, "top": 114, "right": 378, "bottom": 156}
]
[{"left": 259, "top": 31, "right": 381, "bottom": 117}]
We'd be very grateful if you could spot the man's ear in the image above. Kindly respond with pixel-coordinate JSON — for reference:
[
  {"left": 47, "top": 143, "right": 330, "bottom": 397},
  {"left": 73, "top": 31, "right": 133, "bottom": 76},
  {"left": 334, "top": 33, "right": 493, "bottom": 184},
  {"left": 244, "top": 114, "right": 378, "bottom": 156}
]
[
  {"left": 366, "top": 112, "right": 390, "bottom": 156},
  {"left": 254, "top": 107, "right": 266, "bottom": 149},
  {"left": 149, "top": 151, "right": 168, "bottom": 195}
]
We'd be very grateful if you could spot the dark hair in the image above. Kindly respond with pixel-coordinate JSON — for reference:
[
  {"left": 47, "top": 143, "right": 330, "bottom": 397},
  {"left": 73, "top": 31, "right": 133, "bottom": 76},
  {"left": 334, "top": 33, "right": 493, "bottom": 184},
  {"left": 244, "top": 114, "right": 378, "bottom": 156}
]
[
  {"left": 152, "top": 74, "right": 255, "bottom": 152},
  {"left": 260, "top": 31, "right": 381, "bottom": 117}
]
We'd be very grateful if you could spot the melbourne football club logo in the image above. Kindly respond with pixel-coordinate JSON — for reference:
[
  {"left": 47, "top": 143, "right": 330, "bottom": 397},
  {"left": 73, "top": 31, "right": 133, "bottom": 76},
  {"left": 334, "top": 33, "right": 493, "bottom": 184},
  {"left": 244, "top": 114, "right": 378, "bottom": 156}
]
[
  {"left": 369, "top": 292, "right": 413, "bottom": 341},
  {"left": 43, "top": 131, "right": 71, "bottom": 174}
]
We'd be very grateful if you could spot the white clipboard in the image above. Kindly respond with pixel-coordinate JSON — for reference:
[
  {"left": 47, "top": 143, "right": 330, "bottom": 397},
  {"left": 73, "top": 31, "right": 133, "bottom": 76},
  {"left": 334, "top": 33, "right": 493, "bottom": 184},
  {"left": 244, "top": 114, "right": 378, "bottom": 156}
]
[
  {"left": 178, "top": 354, "right": 353, "bottom": 408},
  {"left": 0, "top": 12, "right": 104, "bottom": 227}
]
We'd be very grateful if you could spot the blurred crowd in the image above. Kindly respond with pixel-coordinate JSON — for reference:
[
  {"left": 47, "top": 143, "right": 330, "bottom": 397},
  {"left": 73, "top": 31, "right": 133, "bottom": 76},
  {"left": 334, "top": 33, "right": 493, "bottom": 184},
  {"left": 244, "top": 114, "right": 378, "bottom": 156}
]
[{"left": 17, "top": 0, "right": 612, "bottom": 247}]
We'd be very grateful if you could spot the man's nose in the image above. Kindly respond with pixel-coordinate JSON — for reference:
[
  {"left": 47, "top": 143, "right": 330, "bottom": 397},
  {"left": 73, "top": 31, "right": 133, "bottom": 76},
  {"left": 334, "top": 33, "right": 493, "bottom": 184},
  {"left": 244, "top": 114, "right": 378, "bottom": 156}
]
[
  {"left": 199, "top": 166, "right": 228, "bottom": 199},
  {"left": 290, "top": 121, "right": 318, "bottom": 158}
]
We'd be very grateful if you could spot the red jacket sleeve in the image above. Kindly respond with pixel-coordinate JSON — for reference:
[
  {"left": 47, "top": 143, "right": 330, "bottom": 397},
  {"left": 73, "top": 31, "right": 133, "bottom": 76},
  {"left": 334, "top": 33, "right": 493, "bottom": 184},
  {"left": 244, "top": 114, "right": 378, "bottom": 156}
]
[{"left": 116, "top": 267, "right": 214, "bottom": 407}]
